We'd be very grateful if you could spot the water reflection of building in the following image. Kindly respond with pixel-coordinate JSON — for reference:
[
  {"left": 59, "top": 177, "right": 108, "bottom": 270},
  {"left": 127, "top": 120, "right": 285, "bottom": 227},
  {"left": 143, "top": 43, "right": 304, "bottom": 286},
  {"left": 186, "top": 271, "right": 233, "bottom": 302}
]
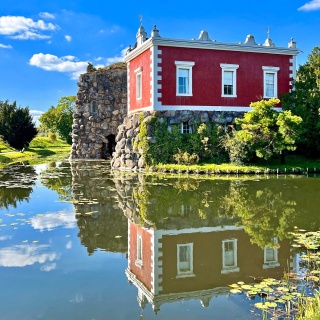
[
  {"left": 126, "top": 221, "right": 291, "bottom": 314},
  {"left": 112, "top": 174, "right": 293, "bottom": 314}
]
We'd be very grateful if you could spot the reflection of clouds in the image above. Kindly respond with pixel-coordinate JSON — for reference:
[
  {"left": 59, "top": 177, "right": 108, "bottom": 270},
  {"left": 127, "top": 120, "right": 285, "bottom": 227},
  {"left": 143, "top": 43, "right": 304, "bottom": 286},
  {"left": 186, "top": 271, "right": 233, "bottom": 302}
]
[
  {"left": 0, "top": 236, "right": 13, "bottom": 241},
  {"left": 69, "top": 294, "right": 84, "bottom": 303},
  {"left": 30, "top": 209, "right": 76, "bottom": 231},
  {"left": 40, "top": 262, "right": 57, "bottom": 272},
  {"left": 66, "top": 241, "right": 72, "bottom": 249},
  {"left": 0, "top": 244, "right": 58, "bottom": 267}
]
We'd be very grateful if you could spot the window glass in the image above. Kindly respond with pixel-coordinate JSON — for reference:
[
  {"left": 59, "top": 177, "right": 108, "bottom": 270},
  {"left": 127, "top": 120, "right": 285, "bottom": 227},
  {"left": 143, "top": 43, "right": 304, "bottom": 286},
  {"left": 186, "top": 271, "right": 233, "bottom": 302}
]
[
  {"left": 178, "top": 245, "right": 191, "bottom": 273},
  {"left": 136, "top": 73, "right": 142, "bottom": 100},
  {"left": 265, "top": 73, "right": 274, "bottom": 97},
  {"left": 223, "top": 71, "right": 233, "bottom": 95},
  {"left": 178, "top": 68, "right": 189, "bottom": 94},
  {"left": 224, "top": 241, "right": 235, "bottom": 267}
]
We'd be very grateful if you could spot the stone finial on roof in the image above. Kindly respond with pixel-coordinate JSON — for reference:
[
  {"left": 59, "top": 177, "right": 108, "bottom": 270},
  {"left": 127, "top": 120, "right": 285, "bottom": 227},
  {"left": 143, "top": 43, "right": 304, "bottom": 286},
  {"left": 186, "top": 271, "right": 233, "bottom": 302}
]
[
  {"left": 136, "top": 25, "right": 147, "bottom": 47},
  {"left": 288, "top": 37, "right": 297, "bottom": 48},
  {"left": 244, "top": 34, "right": 257, "bottom": 45},
  {"left": 151, "top": 25, "right": 161, "bottom": 38},
  {"left": 263, "top": 37, "right": 275, "bottom": 47},
  {"left": 197, "top": 30, "right": 211, "bottom": 41}
]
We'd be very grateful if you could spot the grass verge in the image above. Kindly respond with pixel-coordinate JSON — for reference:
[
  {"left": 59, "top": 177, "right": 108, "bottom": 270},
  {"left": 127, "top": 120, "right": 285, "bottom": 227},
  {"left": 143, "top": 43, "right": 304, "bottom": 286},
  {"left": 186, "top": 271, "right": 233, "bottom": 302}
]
[{"left": 0, "top": 137, "right": 71, "bottom": 168}]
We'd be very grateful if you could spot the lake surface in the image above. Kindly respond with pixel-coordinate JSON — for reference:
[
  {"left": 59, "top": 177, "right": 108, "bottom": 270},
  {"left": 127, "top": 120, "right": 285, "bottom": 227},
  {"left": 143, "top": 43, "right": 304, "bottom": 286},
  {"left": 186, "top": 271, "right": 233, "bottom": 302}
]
[{"left": 0, "top": 160, "right": 319, "bottom": 320}]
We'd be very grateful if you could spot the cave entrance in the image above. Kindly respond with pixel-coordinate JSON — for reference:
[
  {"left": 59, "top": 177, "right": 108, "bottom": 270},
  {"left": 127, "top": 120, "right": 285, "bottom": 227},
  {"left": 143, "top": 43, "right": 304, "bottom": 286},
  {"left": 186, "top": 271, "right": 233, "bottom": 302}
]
[{"left": 101, "top": 134, "right": 116, "bottom": 160}]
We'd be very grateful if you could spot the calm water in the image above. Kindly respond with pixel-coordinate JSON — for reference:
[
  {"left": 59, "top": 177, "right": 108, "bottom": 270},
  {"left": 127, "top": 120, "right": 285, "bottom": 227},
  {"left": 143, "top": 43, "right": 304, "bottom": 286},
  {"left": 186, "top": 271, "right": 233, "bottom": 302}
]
[{"left": 0, "top": 160, "right": 319, "bottom": 320}]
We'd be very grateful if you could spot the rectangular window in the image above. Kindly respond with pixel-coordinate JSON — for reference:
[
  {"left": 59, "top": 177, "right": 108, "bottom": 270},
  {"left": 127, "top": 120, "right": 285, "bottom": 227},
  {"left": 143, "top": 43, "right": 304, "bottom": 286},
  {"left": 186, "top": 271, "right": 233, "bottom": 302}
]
[
  {"left": 221, "top": 239, "right": 239, "bottom": 274},
  {"left": 177, "top": 243, "right": 194, "bottom": 277},
  {"left": 136, "top": 73, "right": 142, "bottom": 100},
  {"left": 223, "top": 71, "right": 234, "bottom": 95},
  {"left": 262, "top": 66, "right": 280, "bottom": 98},
  {"left": 220, "top": 64, "right": 239, "bottom": 97},
  {"left": 180, "top": 121, "right": 193, "bottom": 134},
  {"left": 135, "top": 234, "right": 143, "bottom": 267},
  {"left": 175, "top": 61, "right": 195, "bottom": 96},
  {"left": 263, "top": 238, "right": 280, "bottom": 269}
]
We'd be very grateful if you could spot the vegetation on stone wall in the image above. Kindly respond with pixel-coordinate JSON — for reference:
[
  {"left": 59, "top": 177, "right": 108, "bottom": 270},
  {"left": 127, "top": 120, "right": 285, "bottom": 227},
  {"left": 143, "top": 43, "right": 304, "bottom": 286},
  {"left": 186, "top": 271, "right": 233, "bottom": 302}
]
[{"left": 134, "top": 115, "right": 227, "bottom": 166}]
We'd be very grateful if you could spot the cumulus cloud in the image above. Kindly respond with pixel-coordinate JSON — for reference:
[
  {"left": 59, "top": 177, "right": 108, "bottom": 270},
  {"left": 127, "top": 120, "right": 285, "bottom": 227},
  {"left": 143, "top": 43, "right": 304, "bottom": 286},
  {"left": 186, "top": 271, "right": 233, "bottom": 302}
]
[
  {"left": 298, "top": 0, "right": 320, "bottom": 10},
  {"left": 30, "top": 209, "right": 76, "bottom": 231},
  {"left": 0, "top": 43, "right": 12, "bottom": 49},
  {"left": 39, "top": 12, "right": 55, "bottom": 19},
  {"left": 30, "top": 109, "right": 43, "bottom": 125},
  {"left": 29, "top": 53, "right": 88, "bottom": 79},
  {"left": 65, "top": 35, "right": 72, "bottom": 42},
  {"left": 40, "top": 262, "right": 57, "bottom": 272},
  {"left": 0, "top": 15, "right": 58, "bottom": 40},
  {"left": 0, "top": 244, "right": 58, "bottom": 267},
  {"left": 106, "top": 48, "right": 127, "bottom": 65}
]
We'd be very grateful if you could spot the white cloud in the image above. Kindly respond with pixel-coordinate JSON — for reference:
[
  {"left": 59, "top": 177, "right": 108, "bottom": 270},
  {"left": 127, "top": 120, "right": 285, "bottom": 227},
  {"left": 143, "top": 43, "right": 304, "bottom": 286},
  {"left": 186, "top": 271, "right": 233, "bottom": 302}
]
[
  {"left": 40, "top": 262, "right": 57, "bottom": 272},
  {"left": 66, "top": 241, "right": 72, "bottom": 249},
  {"left": 30, "top": 209, "right": 76, "bottom": 231},
  {"left": 0, "top": 43, "right": 12, "bottom": 49},
  {"left": 65, "top": 35, "right": 72, "bottom": 42},
  {"left": 29, "top": 53, "right": 88, "bottom": 79},
  {"left": 106, "top": 48, "right": 127, "bottom": 65},
  {"left": 298, "top": 0, "right": 320, "bottom": 10},
  {"left": 0, "top": 244, "right": 58, "bottom": 267},
  {"left": 39, "top": 12, "right": 55, "bottom": 20},
  {"left": 95, "top": 57, "right": 103, "bottom": 61},
  {"left": 0, "top": 15, "right": 58, "bottom": 40},
  {"left": 30, "top": 109, "right": 43, "bottom": 125}
]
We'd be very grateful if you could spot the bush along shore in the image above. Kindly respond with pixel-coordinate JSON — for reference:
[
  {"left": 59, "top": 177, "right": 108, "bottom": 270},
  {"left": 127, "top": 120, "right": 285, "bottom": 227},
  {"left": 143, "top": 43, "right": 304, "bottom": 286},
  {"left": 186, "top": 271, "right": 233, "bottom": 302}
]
[{"left": 0, "top": 136, "right": 71, "bottom": 168}]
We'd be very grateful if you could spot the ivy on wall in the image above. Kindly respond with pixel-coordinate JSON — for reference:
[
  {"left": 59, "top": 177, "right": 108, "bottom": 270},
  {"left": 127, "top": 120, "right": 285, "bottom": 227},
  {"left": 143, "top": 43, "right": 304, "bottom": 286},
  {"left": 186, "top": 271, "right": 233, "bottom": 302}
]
[{"left": 134, "top": 115, "right": 227, "bottom": 165}]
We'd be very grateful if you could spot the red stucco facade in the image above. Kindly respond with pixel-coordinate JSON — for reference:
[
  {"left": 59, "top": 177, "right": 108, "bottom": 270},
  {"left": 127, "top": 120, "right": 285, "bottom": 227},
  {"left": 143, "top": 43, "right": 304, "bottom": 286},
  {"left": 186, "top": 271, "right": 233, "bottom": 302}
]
[{"left": 158, "top": 46, "right": 292, "bottom": 107}]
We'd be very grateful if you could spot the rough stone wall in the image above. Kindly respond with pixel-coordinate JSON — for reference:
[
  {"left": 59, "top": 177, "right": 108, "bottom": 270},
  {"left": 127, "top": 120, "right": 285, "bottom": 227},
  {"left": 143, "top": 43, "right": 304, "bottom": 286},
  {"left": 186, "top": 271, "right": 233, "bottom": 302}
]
[
  {"left": 111, "top": 110, "right": 243, "bottom": 171},
  {"left": 70, "top": 63, "right": 127, "bottom": 159}
]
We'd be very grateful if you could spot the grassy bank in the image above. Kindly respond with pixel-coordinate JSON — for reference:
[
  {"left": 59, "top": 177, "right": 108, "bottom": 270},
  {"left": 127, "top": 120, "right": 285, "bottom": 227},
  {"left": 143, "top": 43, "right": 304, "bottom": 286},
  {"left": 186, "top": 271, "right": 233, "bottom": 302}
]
[
  {"left": 153, "top": 155, "right": 320, "bottom": 175},
  {"left": 0, "top": 137, "right": 71, "bottom": 168}
]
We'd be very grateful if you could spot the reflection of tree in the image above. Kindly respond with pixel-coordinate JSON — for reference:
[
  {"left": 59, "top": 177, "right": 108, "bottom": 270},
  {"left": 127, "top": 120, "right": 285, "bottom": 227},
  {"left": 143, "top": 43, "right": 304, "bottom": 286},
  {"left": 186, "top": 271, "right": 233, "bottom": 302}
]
[
  {"left": 113, "top": 171, "right": 240, "bottom": 229},
  {"left": 70, "top": 161, "right": 127, "bottom": 255},
  {"left": 40, "top": 161, "right": 73, "bottom": 202},
  {"left": 0, "top": 163, "right": 36, "bottom": 209},
  {"left": 219, "top": 181, "right": 296, "bottom": 248}
]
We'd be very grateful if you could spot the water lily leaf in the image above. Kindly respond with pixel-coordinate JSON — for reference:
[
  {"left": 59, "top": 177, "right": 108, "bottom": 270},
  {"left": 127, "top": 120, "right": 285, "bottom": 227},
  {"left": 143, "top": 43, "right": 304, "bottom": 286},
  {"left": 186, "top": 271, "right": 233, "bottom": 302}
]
[
  {"left": 229, "top": 284, "right": 240, "bottom": 288},
  {"left": 308, "top": 276, "right": 319, "bottom": 282},
  {"left": 241, "top": 284, "right": 253, "bottom": 290},
  {"left": 265, "top": 302, "right": 277, "bottom": 308},
  {"left": 247, "top": 290, "right": 258, "bottom": 295},
  {"left": 254, "top": 302, "right": 268, "bottom": 310},
  {"left": 282, "top": 295, "right": 294, "bottom": 301},
  {"left": 277, "top": 287, "right": 289, "bottom": 292},
  {"left": 237, "top": 281, "right": 245, "bottom": 285},
  {"left": 263, "top": 287, "right": 274, "bottom": 293},
  {"left": 230, "top": 289, "right": 242, "bottom": 294}
]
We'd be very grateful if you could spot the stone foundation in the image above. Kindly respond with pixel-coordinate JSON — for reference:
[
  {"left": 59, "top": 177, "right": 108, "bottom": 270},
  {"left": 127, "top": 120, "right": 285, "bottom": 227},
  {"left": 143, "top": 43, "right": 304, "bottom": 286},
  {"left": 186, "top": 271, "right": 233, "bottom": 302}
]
[
  {"left": 111, "top": 110, "right": 243, "bottom": 171},
  {"left": 70, "top": 63, "right": 127, "bottom": 159}
]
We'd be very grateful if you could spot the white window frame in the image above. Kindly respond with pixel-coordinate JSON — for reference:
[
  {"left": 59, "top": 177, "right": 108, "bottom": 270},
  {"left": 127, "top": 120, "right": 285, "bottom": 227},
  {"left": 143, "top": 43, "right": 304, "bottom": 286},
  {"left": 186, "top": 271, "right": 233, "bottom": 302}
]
[
  {"left": 262, "top": 66, "right": 280, "bottom": 98},
  {"left": 263, "top": 238, "right": 280, "bottom": 269},
  {"left": 221, "top": 239, "right": 240, "bottom": 274},
  {"left": 134, "top": 67, "right": 143, "bottom": 100},
  {"left": 177, "top": 243, "right": 194, "bottom": 278},
  {"left": 175, "top": 61, "right": 195, "bottom": 96},
  {"left": 220, "top": 64, "right": 239, "bottom": 98},
  {"left": 135, "top": 234, "right": 143, "bottom": 268},
  {"left": 180, "top": 121, "right": 193, "bottom": 134}
]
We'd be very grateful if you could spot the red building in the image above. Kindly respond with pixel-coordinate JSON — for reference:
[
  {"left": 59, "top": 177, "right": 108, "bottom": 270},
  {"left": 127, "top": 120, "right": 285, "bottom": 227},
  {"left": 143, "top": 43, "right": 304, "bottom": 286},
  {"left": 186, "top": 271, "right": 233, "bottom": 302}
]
[{"left": 124, "top": 25, "right": 299, "bottom": 114}]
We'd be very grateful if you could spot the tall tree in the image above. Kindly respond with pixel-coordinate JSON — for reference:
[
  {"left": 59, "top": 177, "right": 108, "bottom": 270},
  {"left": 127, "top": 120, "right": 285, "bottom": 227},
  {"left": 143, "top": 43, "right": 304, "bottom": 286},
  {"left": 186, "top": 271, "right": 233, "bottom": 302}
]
[
  {"left": 0, "top": 100, "right": 37, "bottom": 149},
  {"left": 39, "top": 96, "right": 75, "bottom": 144},
  {"left": 221, "top": 98, "right": 302, "bottom": 164},
  {"left": 282, "top": 46, "right": 320, "bottom": 158}
]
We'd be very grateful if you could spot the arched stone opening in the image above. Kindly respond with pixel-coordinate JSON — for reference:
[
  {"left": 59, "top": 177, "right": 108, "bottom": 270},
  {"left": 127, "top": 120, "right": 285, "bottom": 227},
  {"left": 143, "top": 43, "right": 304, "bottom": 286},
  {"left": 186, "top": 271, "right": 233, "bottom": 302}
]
[{"left": 107, "top": 134, "right": 116, "bottom": 156}]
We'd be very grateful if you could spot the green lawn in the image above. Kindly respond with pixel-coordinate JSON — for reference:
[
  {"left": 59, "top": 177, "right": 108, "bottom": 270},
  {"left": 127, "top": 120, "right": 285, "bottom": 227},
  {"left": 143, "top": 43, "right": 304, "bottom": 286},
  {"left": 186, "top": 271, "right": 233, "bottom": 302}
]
[{"left": 0, "top": 137, "right": 71, "bottom": 168}]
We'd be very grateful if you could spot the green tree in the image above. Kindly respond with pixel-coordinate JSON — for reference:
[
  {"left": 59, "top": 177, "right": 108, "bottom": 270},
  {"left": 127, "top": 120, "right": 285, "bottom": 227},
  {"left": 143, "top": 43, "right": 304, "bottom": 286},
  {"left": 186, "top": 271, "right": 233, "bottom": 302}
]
[
  {"left": 39, "top": 95, "right": 75, "bottom": 144},
  {"left": 282, "top": 46, "right": 320, "bottom": 158},
  {"left": 221, "top": 98, "right": 302, "bottom": 164},
  {"left": 0, "top": 100, "right": 37, "bottom": 149}
]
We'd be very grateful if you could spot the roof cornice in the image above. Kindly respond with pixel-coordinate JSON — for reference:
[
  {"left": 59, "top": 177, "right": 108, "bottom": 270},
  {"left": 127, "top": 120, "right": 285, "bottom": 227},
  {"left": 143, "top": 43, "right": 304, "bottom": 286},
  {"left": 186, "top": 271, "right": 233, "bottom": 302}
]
[{"left": 124, "top": 37, "right": 300, "bottom": 63}]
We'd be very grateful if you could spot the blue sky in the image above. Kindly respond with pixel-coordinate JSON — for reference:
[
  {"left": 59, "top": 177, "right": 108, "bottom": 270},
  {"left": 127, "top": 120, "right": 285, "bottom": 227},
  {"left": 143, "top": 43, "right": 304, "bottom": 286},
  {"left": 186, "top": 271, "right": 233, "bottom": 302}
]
[{"left": 0, "top": 0, "right": 319, "bottom": 122}]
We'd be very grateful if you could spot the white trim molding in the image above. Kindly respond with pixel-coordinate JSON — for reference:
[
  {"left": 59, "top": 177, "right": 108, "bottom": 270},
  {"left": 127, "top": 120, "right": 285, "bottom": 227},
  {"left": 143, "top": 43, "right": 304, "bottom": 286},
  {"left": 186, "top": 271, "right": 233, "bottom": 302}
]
[
  {"left": 175, "top": 61, "right": 195, "bottom": 96},
  {"left": 262, "top": 66, "right": 280, "bottom": 98},
  {"left": 220, "top": 64, "right": 239, "bottom": 98}
]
